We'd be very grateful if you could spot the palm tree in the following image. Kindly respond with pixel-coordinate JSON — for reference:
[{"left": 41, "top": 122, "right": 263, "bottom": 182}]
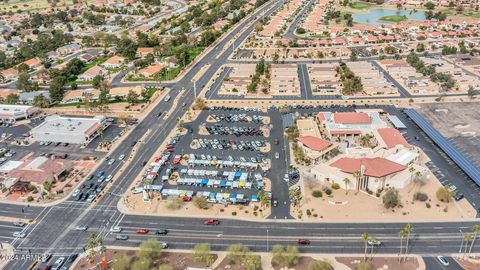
[
  {"left": 398, "top": 229, "right": 406, "bottom": 262},
  {"left": 362, "top": 232, "right": 369, "bottom": 262},
  {"left": 404, "top": 223, "right": 413, "bottom": 261},
  {"left": 353, "top": 170, "right": 362, "bottom": 191},
  {"left": 464, "top": 233, "right": 472, "bottom": 259},
  {"left": 469, "top": 225, "right": 480, "bottom": 254},
  {"left": 343, "top": 177, "right": 351, "bottom": 194}
]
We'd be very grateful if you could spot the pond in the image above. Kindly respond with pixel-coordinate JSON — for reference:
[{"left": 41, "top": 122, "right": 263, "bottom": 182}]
[{"left": 352, "top": 8, "right": 426, "bottom": 25}]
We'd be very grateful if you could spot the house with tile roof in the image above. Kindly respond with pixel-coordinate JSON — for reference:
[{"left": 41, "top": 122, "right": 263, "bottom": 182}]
[{"left": 297, "top": 136, "right": 337, "bottom": 162}]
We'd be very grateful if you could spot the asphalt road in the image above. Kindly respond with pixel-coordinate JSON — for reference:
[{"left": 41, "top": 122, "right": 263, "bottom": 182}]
[{"left": 424, "top": 256, "right": 465, "bottom": 270}]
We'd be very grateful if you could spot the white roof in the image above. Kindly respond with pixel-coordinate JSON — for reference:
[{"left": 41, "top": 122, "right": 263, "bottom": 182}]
[
  {"left": 32, "top": 115, "right": 105, "bottom": 137},
  {"left": 0, "top": 161, "right": 23, "bottom": 173}
]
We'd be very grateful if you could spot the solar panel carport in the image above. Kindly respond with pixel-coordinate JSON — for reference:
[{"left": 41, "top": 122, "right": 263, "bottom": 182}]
[{"left": 404, "top": 109, "right": 480, "bottom": 186}]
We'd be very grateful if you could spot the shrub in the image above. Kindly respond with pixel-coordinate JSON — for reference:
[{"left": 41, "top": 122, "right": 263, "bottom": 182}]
[
  {"left": 325, "top": 189, "right": 332, "bottom": 195},
  {"left": 306, "top": 209, "right": 312, "bottom": 216},
  {"left": 331, "top": 183, "right": 340, "bottom": 189},
  {"left": 436, "top": 187, "right": 453, "bottom": 202},
  {"left": 312, "top": 190, "right": 323, "bottom": 198},
  {"left": 193, "top": 196, "right": 209, "bottom": 209},
  {"left": 166, "top": 198, "right": 184, "bottom": 210},
  {"left": 308, "top": 260, "right": 334, "bottom": 270},
  {"left": 27, "top": 196, "right": 34, "bottom": 202},
  {"left": 382, "top": 188, "right": 400, "bottom": 209},
  {"left": 232, "top": 211, "right": 237, "bottom": 216},
  {"left": 357, "top": 262, "right": 374, "bottom": 270},
  {"left": 426, "top": 202, "right": 431, "bottom": 208},
  {"left": 414, "top": 192, "right": 428, "bottom": 202}
]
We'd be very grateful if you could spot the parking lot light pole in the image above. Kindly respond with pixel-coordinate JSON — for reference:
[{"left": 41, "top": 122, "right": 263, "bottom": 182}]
[{"left": 193, "top": 80, "right": 197, "bottom": 99}]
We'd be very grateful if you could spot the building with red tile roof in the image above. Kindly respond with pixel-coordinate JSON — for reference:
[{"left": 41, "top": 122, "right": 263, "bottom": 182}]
[
  {"left": 297, "top": 136, "right": 336, "bottom": 162},
  {"left": 331, "top": 157, "right": 406, "bottom": 178},
  {"left": 333, "top": 112, "right": 371, "bottom": 124},
  {"left": 374, "top": 128, "right": 411, "bottom": 149}
]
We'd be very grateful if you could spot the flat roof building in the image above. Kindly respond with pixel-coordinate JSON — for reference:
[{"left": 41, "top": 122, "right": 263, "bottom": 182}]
[
  {"left": 31, "top": 115, "right": 107, "bottom": 145},
  {"left": 0, "top": 104, "right": 38, "bottom": 123}
]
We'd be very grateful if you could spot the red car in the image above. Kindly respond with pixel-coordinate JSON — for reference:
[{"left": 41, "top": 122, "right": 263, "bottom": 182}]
[
  {"left": 203, "top": 219, "right": 219, "bottom": 225},
  {"left": 298, "top": 239, "right": 311, "bottom": 245},
  {"left": 136, "top": 229, "right": 149, "bottom": 234},
  {"left": 182, "top": 196, "right": 192, "bottom": 202}
]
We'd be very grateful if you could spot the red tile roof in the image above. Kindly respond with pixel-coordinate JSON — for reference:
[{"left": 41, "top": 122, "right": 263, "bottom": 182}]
[
  {"left": 297, "top": 136, "right": 333, "bottom": 151},
  {"left": 330, "top": 157, "right": 406, "bottom": 178},
  {"left": 316, "top": 112, "right": 325, "bottom": 122},
  {"left": 333, "top": 112, "right": 371, "bottom": 124},
  {"left": 376, "top": 128, "right": 411, "bottom": 149}
]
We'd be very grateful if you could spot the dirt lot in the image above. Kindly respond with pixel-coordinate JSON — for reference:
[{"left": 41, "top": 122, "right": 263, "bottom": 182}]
[
  {"left": 73, "top": 249, "right": 214, "bottom": 270},
  {"left": 337, "top": 256, "right": 420, "bottom": 270}
]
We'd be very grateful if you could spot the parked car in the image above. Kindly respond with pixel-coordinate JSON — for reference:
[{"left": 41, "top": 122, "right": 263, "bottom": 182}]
[
  {"left": 454, "top": 192, "right": 464, "bottom": 201},
  {"left": 51, "top": 257, "right": 65, "bottom": 270},
  {"left": 41, "top": 253, "right": 52, "bottom": 262},
  {"left": 447, "top": 184, "right": 457, "bottom": 192},
  {"left": 13, "top": 231, "right": 26, "bottom": 238},
  {"left": 437, "top": 256, "right": 449, "bottom": 266},
  {"left": 13, "top": 221, "right": 26, "bottom": 227},
  {"left": 67, "top": 253, "right": 78, "bottom": 263}
]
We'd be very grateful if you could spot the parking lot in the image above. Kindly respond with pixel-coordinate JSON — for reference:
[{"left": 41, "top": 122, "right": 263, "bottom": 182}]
[{"left": 133, "top": 106, "right": 294, "bottom": 219}]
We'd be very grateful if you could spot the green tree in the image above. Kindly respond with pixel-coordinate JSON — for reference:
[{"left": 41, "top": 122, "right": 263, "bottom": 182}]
[
  {"left": 193, "top": 243, "right": 214, "bottom": 265},
  {"left": 308, "top": 260, "right": 334, "bottom": 270},
  {"left": 126, "top": 89, "right": 139, "bottom": 104},
  {"left": 227, "top": 244, "right": 249, "bottom": 264},
  {"left": 362, "top": 232, "right": 369, "bottom": 261},
  {"left": 131, "top": 258, "right": 150, "bottom": 270},
  {"left": 49, "top": 76, "right": 66, "bottom": 102},
  {"left": 32, "top": 93, "right": 49, "bottom": 108},
  {"left": 343, "top": 177, "right": 351, "bottom": 194},
  {"left": 137, "top": 239, "right": 163, "bottom": 260},
  {"left": 398, "top": 229, "right": 405, "bottom": 262},
  {"left": 425, "top": 1, "right": 435, "bottom": 10},
  {"left": 5, "top": 93, "right": 19, "bottom": 104},
  {"left": 404, "top": 224, "right": 413, "bottom": 260},
  {"left": 111, "top": 255, "right": 131, "bottom": 270},
  {"left": 271, "top": 245, "right": 299, "bottom": 267},
  {"left": 464, "top": 233, "right": 472, "bottom": 258},
  {"left": 17, "top": 72, "right": 32, "bottom": 91}
]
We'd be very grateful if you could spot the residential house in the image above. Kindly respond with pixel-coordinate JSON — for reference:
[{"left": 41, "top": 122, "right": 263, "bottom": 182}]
[{"left": 78, "top": 66, "right": 107, "bottom": 81}]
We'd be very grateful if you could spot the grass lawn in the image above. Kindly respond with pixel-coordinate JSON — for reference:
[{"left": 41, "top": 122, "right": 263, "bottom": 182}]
[
  {"left": 127, "top": 67, "right": 182, "bottom": 82},
  {"left": 464, "top": 12, "right": 480, "bottom": 18},
  {"left": 349, "top": 1, "right": 372, "bottom": 9},
  {"left": 79, "top": 55, "right": 110, "bottom": 74},
  {"left": 379, "top": 15, "right": 408, "bottom": 22}
]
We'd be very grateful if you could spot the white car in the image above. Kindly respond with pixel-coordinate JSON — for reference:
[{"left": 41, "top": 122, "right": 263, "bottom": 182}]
[
  {"left": 118, "top": 154, "right": 125, "bottom": 161},
  {"left": 132, "top": 187, "right": 144, "bottom": 194},
  {"left": 75, "top": 225, "right": 88, "bottom": 231},
  {"left": 72, "top": 189, "right": 80, "bottom": 197},
  {"left": 275, "top": 152, "right": 280, "bottom": 159},
  {"left": 283, "top": 174, "right": 289, "bottom": 183},
  {"left": 437, "top": 256, "right": 449, "bottom": 266},
  {"left": 13, "top": 231, "right": 26, "bottom": 238},
  {"left": 52, "top": 257, "right": 65, "bottom": 270},
  {"left": 367, "top": 239, "right": 381, "bottom": 246},
  {"left": 447, "top": 184, "right": 457, "bottom": 192},
  {"left": 108, "top": 159, "right": 115, "bottom": 165},
  {"left": 110, "top": 226, "right": 122, "bottom": 233},
  {"left": 106, "top": 175, "right": 113, "bottom": 182}
]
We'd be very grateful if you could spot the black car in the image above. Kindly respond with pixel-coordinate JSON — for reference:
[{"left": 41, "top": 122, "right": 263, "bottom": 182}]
[
  {"left": 156, "top": 229, "right": 168, "bottom": 235},
  {"left": 67, "top": 253, "right": 78, "bottom": 263},
  {"left": 131, "top": 141, "right": 137, "bottom": 147},
  {"left": 454, "top": 193, "right": 464, "bottom": 201},
  {"left": 76, "top": 193, "right": 84, "bottom": 201}
]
